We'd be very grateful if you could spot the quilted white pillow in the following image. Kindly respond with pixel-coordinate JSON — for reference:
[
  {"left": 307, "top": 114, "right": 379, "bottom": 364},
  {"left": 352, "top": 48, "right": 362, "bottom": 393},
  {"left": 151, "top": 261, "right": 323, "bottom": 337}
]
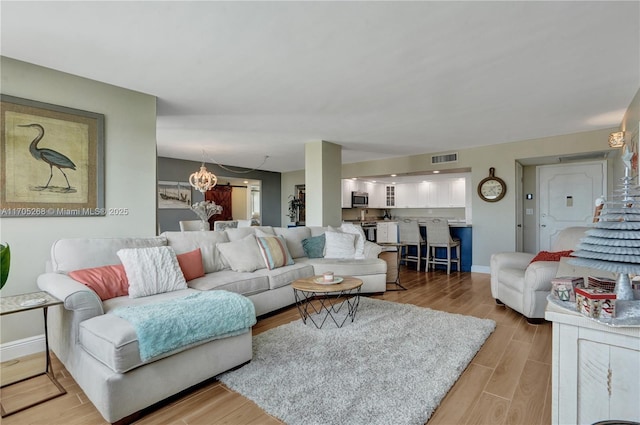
[
  {"left": 324, "top": 231, "right": 357, "bottom": 259},
  {"left": 340, "top": 222, "right": 366, "bottom": 259},
  {"left": 117, "top": 246, "right": 187, "bottom": 299}
]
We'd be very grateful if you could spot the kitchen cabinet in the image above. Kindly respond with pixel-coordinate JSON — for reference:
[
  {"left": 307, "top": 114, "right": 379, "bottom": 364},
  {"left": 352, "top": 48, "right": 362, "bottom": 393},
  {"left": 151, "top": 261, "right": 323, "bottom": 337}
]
[
  {"left": 395, "top": 183, "right": 418, "bottom": 208},
  {"left": 368, "top": 182, "right": 386, "bottom": 208},
  {"left": 431, "top": 179, "right": 453, "bottom": 207},
  {"left": 417, "top": 181, "right": 433, "bottom": 207},
  {"left": 342, "top": 173, "right": 468, "bottom": 209},
  {"left": 341, "top": 179, "right": 357, "bottom": 208},
  {"left": 545, "top": 305, "right": 640, "bottom": 425},
  {"left": 376, "top": 222, "right": 398, "bottom": 243},
  {"left": 384, "top": 185, "right": 396, "bottom": 207},
  {"left": 428, "top": 178, "right": 466, "bottom": 208},
  {"left": 448, "top": 178, "right": 466, "bottom": 207},
  {"left": 342, "top": 179, "right": 381, "bottom": 208}
]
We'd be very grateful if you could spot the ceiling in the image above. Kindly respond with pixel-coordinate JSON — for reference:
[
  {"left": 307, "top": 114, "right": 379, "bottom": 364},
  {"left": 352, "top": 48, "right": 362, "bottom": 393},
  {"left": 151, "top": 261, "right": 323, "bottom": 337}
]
[{"left": 1, "top": 1, "right": 638, "bottom": 173}]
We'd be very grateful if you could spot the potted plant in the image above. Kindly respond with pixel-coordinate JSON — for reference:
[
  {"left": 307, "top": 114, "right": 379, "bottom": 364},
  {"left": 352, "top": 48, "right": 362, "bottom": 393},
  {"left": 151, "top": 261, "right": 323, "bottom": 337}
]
[{"left": 1, "top": 243, "right": 9, "bottom": 290}]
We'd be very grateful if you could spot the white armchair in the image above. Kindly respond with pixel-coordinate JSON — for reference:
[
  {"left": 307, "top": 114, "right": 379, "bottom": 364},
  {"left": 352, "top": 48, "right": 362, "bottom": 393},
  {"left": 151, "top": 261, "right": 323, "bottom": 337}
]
[{"left": 490, "top": 226, "right": 590, "bottom": 323}]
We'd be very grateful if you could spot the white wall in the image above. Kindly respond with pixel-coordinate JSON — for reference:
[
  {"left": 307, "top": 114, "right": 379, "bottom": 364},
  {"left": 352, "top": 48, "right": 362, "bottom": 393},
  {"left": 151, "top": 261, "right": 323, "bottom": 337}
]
[{"left": 0, "top": 57, "right": 157, "bottom": 343}]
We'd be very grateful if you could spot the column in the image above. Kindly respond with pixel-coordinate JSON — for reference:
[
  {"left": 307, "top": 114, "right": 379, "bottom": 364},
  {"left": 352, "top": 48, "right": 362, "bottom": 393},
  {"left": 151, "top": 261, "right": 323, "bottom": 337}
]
[{"left": 305, "top": 141, "right": 342, "bottom": 227}]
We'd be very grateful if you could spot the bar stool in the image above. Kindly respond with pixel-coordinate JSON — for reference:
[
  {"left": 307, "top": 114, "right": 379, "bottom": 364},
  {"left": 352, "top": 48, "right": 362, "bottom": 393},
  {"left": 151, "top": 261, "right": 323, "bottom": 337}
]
[
  {"left": 424, "top": 218, "right": 460, "bottom": 274},
  {"left": 398, "top": 219, "right": 426, "bottom": 271}
]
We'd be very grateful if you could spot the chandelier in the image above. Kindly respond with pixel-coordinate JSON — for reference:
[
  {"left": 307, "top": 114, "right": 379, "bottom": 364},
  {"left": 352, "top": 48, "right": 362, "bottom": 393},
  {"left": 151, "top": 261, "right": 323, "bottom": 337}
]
[
  {"left": 188, "top": 149, "right": 270, "bottom": 193},
  {"left": 189, "top": 162, "right": 217, "bottom": 193}
]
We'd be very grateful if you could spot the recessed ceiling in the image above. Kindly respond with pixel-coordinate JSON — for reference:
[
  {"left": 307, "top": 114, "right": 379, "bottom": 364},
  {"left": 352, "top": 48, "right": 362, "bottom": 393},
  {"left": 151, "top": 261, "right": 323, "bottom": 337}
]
[{"left": 1, "top": 1, "right": 638, "bottom": 173}]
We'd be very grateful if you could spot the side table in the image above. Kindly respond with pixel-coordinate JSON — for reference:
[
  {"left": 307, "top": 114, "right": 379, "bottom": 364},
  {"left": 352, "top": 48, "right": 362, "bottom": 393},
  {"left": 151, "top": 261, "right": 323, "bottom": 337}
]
[
  {"left": 0, "top": 291, "right": 66, "bottom": 417},
  {"left": 378, "top": 242, "right": 407, "bottom": 290},
  {"left": 291, "top": 276, "right": 362, "bottom": 329}
]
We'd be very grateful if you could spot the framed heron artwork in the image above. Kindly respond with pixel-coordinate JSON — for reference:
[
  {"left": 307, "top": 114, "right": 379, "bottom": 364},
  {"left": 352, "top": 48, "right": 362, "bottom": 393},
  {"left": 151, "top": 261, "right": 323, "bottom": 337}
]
[{"left": 0, "top": 95, "right": 105, "bottom": 217}]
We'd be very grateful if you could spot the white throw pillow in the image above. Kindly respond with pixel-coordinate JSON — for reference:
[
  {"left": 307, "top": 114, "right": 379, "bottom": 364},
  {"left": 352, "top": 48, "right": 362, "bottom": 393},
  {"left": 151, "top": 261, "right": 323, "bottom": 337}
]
[
  {"left": 117, "top": 246, "right": 187, "bottom": 299},
  {"left": 217, "top": 234, "right": 266, "bottom": 272},
  {"left": 324, "top": 231, "right": 357, "bottom": 259},
  {"left": 340, "top": 223, "right": 366, "bottom": 259}
]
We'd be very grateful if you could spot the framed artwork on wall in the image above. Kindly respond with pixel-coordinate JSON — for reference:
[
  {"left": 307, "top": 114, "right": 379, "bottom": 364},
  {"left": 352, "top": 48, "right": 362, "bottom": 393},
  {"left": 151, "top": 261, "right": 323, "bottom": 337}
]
[
  {"left": 158, "top": 181, "right": 192, "bottom": 209},
  {"left": 0, "top": 95, "right": 105, "bottom": 217}
]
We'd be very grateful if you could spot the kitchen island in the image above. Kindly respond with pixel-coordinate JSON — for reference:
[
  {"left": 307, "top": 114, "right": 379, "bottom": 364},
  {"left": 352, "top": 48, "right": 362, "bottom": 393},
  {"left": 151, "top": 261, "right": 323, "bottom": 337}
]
[
  {"left": 343, "top": 218, "right": 472, "bottom": 272},
  {"left": 416, "top": 220, "right": 472, "bottom": 272}
]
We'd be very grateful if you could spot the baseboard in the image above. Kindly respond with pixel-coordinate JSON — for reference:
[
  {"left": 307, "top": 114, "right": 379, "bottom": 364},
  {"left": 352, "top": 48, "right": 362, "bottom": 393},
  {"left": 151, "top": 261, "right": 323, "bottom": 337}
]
[
  {"left": 471, "top": 265, "right": 490, "bottom": 274},
  {"left": 0, "top": 334, "right": 45, "bottom": 361}
]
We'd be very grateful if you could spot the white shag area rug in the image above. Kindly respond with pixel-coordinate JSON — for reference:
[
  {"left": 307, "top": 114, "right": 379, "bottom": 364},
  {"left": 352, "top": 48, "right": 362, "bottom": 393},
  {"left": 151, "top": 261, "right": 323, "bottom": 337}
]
[{"left": 219, "top": 297, "right": 496, "bottom": 425}]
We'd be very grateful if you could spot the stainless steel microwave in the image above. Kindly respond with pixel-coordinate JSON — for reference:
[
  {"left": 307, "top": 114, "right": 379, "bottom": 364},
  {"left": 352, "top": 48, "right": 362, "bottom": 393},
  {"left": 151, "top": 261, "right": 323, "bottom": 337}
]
[{"left": 351, "top": 191, "right": 368, "bottom": 208}]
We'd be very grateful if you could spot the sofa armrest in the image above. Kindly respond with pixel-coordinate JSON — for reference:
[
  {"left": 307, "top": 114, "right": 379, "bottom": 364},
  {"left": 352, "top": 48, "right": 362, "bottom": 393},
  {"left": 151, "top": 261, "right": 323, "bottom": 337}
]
[
  {"left": 490, "top": 252, "right": 535, "bottom": 272},
  {"left": 37, "top": 273, "right": 104, "bottom": 366},
  {"left": 524, "top": 261, "right": 561, "bottom": 291},
  {"left": 37, "top": 272, "right": 104, "bottom": 317},
  {"left": 363, "top": 241, "right": 383, "bottom": 259}
]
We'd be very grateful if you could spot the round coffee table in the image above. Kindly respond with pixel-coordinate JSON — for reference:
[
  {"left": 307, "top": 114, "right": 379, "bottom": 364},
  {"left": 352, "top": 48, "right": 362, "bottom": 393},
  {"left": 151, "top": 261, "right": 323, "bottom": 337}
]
[{"left": 291, "top": 276, "right": 363, "bottom": 329}]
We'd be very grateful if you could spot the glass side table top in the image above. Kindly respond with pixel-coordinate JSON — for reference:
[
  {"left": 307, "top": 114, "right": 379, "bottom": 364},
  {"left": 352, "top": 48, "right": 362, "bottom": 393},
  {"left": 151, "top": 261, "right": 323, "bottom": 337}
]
[{"left": 0, "top": 291, "right": 62, "bottom": 315}]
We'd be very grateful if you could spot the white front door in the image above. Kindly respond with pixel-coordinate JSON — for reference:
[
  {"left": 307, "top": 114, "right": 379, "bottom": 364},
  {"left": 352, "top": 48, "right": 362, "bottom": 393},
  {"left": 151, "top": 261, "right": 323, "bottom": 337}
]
[{"left": 538, "top": 161, "right": 606, "bottom": 251}]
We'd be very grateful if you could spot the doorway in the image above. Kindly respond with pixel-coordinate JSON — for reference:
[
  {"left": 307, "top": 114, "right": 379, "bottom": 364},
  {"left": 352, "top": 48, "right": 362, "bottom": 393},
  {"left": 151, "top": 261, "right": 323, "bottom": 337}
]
[
  {"left": 537, "top": 160, "right": 606, "bottom": 250},
  {"left": 204, "top": 176, "right": 262, "bottom": 224},
  {"left": 295, "top": 184, "right": 306, "bottom": 225}
]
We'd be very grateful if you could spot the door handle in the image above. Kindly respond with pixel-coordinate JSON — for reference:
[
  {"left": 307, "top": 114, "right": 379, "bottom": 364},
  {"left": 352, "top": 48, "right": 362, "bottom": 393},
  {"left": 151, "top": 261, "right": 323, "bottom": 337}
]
[
  {"left": 517, "top": 224, "right": 522, "bottom": 228},
  {"left": 541, "top": 224, "right": 547, "bottom": 227}
]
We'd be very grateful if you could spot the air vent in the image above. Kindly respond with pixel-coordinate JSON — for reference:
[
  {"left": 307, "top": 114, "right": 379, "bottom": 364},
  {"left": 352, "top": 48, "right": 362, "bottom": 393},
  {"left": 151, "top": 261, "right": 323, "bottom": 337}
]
[{"left": 431, "top": 152, "right": 458, "bottom": 164}]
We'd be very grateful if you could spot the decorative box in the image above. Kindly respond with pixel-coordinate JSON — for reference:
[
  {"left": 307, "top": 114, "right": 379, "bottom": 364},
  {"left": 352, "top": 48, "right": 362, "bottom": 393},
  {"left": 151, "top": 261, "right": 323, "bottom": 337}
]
[
  {"left": 632, "top": 279, "right": 640, "bottom": 300},
  {"left": 551, "top": 277, "right": 583, "bottom": 302},
  {"left": 587, "top": 276, "right": 616, "bottom": 292},
  {"left": 575, "top": 287, "right": 616, "bottom": 319}
]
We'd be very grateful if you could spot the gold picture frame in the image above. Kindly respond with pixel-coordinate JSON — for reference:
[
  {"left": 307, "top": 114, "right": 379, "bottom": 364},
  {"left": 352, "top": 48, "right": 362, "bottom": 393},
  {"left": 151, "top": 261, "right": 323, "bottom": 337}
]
[{"left": 0, "top": 95, "right": 105, "bottom": 217}]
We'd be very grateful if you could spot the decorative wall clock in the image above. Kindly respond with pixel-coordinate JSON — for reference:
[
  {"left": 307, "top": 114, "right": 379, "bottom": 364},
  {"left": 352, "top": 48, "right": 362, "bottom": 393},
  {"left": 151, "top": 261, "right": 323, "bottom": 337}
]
[{"left": 477, "top": 167, "right": 506, "bottom": 202}]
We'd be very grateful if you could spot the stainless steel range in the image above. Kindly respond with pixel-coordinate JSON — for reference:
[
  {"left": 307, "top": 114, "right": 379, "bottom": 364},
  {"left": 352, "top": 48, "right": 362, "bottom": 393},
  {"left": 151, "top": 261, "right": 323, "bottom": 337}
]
[{"left": 360, "top": 221, "right": 378, "bottom": 241}]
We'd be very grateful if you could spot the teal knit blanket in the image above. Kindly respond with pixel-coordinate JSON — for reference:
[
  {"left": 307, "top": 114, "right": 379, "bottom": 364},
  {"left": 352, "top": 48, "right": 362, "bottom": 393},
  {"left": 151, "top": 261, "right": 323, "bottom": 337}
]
[{"left": 112, "top": 291, "right": 256, "bottom": 361}]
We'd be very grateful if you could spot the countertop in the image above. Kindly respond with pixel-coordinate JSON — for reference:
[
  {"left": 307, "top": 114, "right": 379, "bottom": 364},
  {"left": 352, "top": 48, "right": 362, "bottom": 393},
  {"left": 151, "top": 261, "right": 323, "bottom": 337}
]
[{"left": 343, "top": 219, "right": 472, "bottom": 227}]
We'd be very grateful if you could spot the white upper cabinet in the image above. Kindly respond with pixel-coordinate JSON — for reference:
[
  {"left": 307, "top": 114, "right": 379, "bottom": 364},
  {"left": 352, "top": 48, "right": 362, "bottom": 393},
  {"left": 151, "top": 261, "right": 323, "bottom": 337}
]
[
  {"left": 385, "top": 185, "right": 396, "bottom": 207},
  {"left": 342, "top": 173, "right": 468, "bottom": 209},
  {"left": 425, "top": 177, "right": 467, "bottom": 208},
  {"left": 449, "top": 178, "right": 466, "bottom": 207},
  {"left": 367, "top": 182, "right": 386, "bottom": 208},
  {"left": 341, "top": 179, "right": 356, "bottom": 208},
  {"left": 417, "top": 181, "right": 433, "bottom": 207},
  {"left": 395, "top": 183, "right": 419, "bottom": 208}
]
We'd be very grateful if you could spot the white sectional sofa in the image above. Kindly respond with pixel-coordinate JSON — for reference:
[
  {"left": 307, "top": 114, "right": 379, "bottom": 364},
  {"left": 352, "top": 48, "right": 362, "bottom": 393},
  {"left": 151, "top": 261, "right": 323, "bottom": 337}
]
[{"left": 37, "top": 225, "right": 386, "bottom": 424}]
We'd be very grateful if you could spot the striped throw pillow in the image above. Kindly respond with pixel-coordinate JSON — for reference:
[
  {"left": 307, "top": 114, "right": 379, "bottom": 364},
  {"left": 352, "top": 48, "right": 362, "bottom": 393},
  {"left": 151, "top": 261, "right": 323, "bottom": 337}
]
[{"left": 256, "top": 235, "right": 295, "bottom": 270}]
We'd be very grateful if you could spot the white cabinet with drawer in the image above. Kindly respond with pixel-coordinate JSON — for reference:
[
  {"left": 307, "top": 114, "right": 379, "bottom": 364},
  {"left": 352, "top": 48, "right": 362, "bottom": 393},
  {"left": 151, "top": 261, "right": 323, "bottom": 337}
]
[
  {"left": 376, "top": 222, "right": 398, "bottom": 243},
  {"left": 545, "top": 304, "right": 640, "bottom": 425}
]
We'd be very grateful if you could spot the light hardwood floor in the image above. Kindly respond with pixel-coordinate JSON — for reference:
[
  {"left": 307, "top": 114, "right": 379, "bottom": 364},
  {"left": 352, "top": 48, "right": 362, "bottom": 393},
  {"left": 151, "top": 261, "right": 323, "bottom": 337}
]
[{"left": 0, "top": 268, "right": 552, "bottom": 425}]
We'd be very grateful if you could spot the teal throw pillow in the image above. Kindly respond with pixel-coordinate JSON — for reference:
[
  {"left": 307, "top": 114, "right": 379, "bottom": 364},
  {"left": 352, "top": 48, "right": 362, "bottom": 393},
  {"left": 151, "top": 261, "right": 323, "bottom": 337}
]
[{"left": 302, "top": 234, "right": 325, "bottom": 258}]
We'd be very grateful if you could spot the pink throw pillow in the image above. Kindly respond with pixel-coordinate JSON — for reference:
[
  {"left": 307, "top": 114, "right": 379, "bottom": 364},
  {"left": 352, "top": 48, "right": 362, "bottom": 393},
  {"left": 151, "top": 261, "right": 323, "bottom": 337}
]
[
  {"left": 69, "top": 264, "right": 129, "bottom": 301},
  {"left": 176, "top": 248, "right": 205, "bottom": 282}
]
